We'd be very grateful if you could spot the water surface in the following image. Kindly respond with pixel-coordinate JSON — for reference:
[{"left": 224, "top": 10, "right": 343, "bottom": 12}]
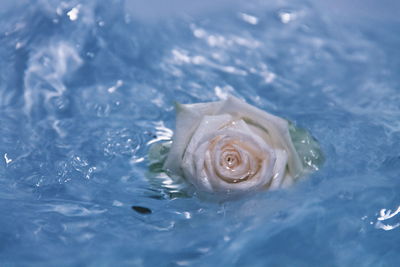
[{"left": 0, "top": 0, "right": 400, "bottom": 266}]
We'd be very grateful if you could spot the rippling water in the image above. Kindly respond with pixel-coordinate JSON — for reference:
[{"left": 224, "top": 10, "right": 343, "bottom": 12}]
[{"left": 1, "top": 0, "right": 400, "bottom": 266}]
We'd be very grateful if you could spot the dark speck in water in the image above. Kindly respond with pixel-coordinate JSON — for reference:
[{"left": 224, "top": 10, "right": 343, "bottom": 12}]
[{"left": 131, "top": 205, "right": 152, "bottom": 214}]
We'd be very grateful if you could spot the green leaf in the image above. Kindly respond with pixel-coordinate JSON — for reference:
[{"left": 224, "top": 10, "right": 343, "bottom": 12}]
[
  {"left": 146, "top": 141, "right": 191, "bottom": 199},
  {"left": 289, "top": 122, "right": 325, "bottom": 172}
]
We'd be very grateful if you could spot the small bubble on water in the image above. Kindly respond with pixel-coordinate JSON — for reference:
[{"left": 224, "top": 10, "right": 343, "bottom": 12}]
[
  {"left": 35, "top": 177, "right": 43, "bottom": 187},
  {"left": 67, "top": 5, "right": 81, "bottom": 21},
  {"left": 15, "top": 42, "right": 23, "bottom": 49},
  {"left": 182, "top": 211, "right": 191, "bottom": 219},
  {"left": 278, "top": 10, "right": 296, "bottom": 24}
]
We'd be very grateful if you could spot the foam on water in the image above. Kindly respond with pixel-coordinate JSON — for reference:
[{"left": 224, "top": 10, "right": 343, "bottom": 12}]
[{"left": 0, "top": 0, "right": 399, "bottom": 266}]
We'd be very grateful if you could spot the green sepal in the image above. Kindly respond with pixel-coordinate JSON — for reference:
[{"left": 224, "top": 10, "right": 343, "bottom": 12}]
[
  {"left": 289, "top": 122, "right": 325, "bottom": 172},
  {"left": 146, "top": 141, "right": 191, "bottom": 199}
]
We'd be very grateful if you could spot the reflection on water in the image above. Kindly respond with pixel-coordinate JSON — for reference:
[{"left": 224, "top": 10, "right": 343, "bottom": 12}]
[
  {"left": 0, "top": 0, "right": 400, "bottom": 266},
  {"left": 376, "top": 206, "right": 400, "bottom": 231}
]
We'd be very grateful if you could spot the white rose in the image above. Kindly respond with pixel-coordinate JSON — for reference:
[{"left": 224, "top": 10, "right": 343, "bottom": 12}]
[{"left": 162, "top": 96, "right": 320, "bottom": 194}]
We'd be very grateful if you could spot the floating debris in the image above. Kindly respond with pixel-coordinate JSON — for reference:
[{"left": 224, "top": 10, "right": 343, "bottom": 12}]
[{"left": 131, "top": 206, "right": 152, "bottom": 215}]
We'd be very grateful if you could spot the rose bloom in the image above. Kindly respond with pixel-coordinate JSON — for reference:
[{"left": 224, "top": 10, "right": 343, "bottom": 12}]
[{"left": 162, "top": 96, "right": 321, "bottom": 194}]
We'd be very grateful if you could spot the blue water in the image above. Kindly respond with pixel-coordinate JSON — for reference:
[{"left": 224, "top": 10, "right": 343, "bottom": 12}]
[{"left": 1, "top": 0, "right": 400, "bottom": 266}]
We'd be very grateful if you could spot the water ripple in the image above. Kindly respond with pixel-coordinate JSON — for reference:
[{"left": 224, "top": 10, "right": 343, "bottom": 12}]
[
  {"left": 43, "top": 203, "right": 107, "bottom": 217},
  {"left": 375, "top": 206, "right": 400, "bottom": 231},
  {"left": 0, "top": 0, "right": 399, "bottom": 265}
]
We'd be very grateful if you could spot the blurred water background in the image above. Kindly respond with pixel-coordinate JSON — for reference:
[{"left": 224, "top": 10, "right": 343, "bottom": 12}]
[{"left": 0, "top": 0, "right": 400, "bottom": 266}]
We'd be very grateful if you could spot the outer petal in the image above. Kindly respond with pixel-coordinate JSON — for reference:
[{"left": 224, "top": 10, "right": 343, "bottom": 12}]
[
  {"left": 163, "top": 101, "right": 222, "bottom": 175},
  {"left": 215, "top": 96, "right": 304, "bottom": 180},
  {"left": 268, "top": 149, "right": 289, "bottom": 190}
]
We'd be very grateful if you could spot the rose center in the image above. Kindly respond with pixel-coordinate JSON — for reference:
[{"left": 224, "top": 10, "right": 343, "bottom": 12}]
[
  {"left": 207, "top": 136, "right": 265, "bottom": 184},
  {"left": 225, "top": 154, "right": 236, "bottom": 166},
  {"left": 220, "top": 147, "right": 241, "bottom": 170}
]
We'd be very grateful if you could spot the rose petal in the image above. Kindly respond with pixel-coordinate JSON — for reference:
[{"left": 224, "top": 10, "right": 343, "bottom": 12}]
[
  {"left": 202, "top": 129, "right": 275, "bottom": 192},
  {"left": 181, "top": 114, "right": 233, "bottom": 188},
  {"left": 181, "top": 117, "right": 276, "bottom": 192},
  {"left": 161, "top": 95, "right": 315, "bottom": 195},
  {"left": 268, "top": 149, "right": 289, "bottom": 189},
  {"left": 163, "top": 101, "right": 222, "bottom": 176},
  {"left": 215, "top": 96, "right": 303, "bottom": 180}
]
